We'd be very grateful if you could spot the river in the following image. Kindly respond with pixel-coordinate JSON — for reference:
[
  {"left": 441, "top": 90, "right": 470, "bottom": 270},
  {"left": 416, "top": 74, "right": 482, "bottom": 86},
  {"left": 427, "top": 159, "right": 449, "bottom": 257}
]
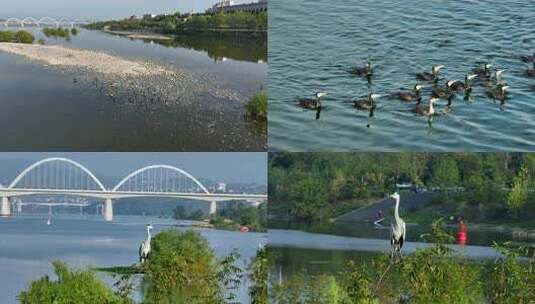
[
  {"left": 268, "top": 221, "right": 533, "bottom": 282},
  {"left": 0, "top": 27, "right": 266, "bottom": 151},
  {"left": 269, "top": 0, "right": 535, "bottom": 151},
  {"left": 0, "top": 214, "right": 266, "bottom": 303}
]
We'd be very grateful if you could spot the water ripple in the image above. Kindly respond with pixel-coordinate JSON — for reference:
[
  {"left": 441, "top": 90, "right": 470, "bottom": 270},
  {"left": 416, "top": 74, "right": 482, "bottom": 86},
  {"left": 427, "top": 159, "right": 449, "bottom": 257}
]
[{"left": 269, "top": 0, "right": 535, "bottom": 151}]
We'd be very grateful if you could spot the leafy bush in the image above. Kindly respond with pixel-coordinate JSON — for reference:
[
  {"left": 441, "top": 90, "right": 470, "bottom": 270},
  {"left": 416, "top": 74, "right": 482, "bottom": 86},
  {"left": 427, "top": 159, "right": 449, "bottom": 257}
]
[
  {"left": 398, "top": 219, "right": 482, "bottom": 303},
  {"left": 43, "top": 27, "right": 70, "bottom": 38},
  {"left": 340, "top": 261, "right": 379, "bottom": 304},
  {"left": 0, "top": 30, "right": 34, "bottom": 44},
  {"left": 0, "top": 30, "right": 15, "bottom": 42},
  {"left": 249, "top": 247, "right": 268, "bottom": 304},
  {"left": 142, "top": 229, "right": 242, "bottom": 303},
  {"left": 485, "top": 242, "right": 535, "bottom": 303},
  {"left": 18, "top": 261, "right": 130, "bottom": 304}
]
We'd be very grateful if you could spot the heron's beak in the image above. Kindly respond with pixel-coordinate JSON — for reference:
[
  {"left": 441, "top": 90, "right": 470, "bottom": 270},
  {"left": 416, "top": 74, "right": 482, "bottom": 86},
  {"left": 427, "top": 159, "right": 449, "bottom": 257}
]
[{"left": 436, "top": 65, "right": 445, "bottom": 70}]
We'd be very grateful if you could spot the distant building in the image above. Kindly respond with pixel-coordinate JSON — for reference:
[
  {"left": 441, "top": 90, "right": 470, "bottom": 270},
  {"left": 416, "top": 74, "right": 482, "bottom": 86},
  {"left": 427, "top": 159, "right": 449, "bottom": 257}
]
[
  {"left": 206, "top": 0, "right": 267, "bottom": 14},
  {"left": 217, "top": 182, "right": 226, "bottom": 192}
]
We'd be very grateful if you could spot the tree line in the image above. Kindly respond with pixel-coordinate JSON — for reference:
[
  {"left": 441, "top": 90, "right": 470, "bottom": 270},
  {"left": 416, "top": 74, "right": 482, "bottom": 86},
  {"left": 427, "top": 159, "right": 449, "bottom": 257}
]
[
  {"left": 85, "top": 11, "right": 267, "bottom": 34},
  {"left": 268, "top": 153, "right": 535, "bottom": 222}
]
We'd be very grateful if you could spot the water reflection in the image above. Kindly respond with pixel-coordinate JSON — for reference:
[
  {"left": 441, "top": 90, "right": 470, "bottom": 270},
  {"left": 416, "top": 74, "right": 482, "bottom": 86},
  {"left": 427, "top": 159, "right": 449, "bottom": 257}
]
[{"left": 125, "top": 33, "right": 268, "bottom": 63}]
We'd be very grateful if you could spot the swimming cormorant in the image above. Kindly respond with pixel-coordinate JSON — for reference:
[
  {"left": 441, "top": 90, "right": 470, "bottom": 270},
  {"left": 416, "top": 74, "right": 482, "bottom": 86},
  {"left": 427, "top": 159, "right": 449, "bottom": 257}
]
[
  {"left": 416, "top": 65, "right": 444, "bottom": 82},
  {"left": 393, "top": 84, "right": 423, "bottom": 102},
  {"left": 350, "top": 61, "right": 373, "bottom": 77},
  {"left": 432, "top": 80, "right": 457, "bottom": 99},
  {"left": 488, "top": 84, "right": 509, "bottom": 102},
  {"left": 298, "top": 92, "right": 327, "bottom": 110},
  {"left": 412, "top": 97, "right": 438, "bottom": 119},
  {"left": 353, "top": 93, "right": 380, "bottom": 110},
  {"left": 450, "top": 74, "right": 478, "bottom": 93},
  {"left": 472, "top": 63, "right": 493, "bottom": 78},
  {"left": 520, "top": 53, "right": 535, "bottom": 63}
]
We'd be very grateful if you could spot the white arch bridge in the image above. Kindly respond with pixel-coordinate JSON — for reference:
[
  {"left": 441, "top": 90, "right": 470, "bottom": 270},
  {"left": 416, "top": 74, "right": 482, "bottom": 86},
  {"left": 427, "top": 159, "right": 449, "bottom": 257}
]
[
  {"left": 0, "top": 157, "right": 266, "bottom": 221},
  {"left": 2, "top": 17, "right": 88, "bottom": 28}
]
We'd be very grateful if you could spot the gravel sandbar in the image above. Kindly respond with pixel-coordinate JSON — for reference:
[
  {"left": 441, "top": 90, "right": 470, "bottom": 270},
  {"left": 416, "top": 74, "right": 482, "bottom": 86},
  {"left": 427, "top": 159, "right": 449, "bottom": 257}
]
[{"left": 0, "top": 43, "right": 171, "bottom": 76}]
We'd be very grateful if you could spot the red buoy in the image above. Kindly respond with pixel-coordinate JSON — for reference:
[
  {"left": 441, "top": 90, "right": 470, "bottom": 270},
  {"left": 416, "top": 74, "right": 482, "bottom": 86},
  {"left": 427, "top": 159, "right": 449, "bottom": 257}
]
[{"left": 456, "top": 219, "right": 468, "bottom": 245}]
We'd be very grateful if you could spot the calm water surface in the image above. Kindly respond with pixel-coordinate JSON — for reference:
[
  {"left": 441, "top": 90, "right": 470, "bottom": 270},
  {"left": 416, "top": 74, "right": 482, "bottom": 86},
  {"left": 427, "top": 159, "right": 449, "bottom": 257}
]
[
  {"left": 0, "top": 214, "right": 266, "bottom": 303},
  {"left": 269, "top": 0, "right": 535, "bottom": 151},
  {"left": 0, "top": 28, "right": 267, "bottom": 151},
  {"left": 269, "top": 221, "right": 532, "bottom": 281}
]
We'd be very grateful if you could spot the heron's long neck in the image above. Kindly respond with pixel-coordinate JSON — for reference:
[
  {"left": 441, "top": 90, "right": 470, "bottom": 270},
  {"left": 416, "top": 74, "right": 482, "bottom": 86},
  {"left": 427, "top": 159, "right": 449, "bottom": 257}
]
[
  {"left": 146, "top": 228, "right": 151, "bottom": 241},
  {"left": 394, "top": 198, "right": 401, "bottom": 223}
]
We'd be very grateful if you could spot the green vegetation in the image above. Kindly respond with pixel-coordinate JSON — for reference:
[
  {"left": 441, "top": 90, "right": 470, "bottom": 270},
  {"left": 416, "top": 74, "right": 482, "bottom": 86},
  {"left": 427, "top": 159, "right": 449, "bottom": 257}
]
[
  {"left": 211, "top": 202, "right": 267, "bottom": 232},
  {"left": 269, "top": 153, "right": 535, "bottom": 224},
  {"left": 172, "top": 205, "right": 204, "bottom": 220},
  {"left": 248, "top": 247, "right": 268, "bottom": 304},
  {"left": 0, "top": 30, "right": 35, "bottom": 44},
  {"left": 142, "top": 229, "right": 242, "bottom": 303},
  {"left": 270, "top": 219, "right": 535, "bottom": 303},
  {"left": 245, "top": 91, "right": 267, "bottom": 120},
  {"left": 43, "top": 27, "right": 71, "bottom": 39},
  {"left": 86, "top": 11, "right": 267, "bottom": 34},
  {"left": 71, "top": 27, "right": 78, "bottom": 35},
  {"left": 18, "top": 261, "right": 130, "bottom": 304},
  {"left": 19, "top": 229, "right": 266, "bottom": 303}
]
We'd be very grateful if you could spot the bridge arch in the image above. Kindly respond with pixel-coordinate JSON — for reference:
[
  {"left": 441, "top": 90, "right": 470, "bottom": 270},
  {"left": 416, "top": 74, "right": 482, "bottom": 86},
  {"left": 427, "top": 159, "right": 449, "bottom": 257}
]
[
  {"left": 39, "top": 17, "right": 59, "bottom": 27},
  {"left": 8, "top": 157, "right": 106, "bottom": 191},
  {"left": 5, "top": 18, "right": 22, "bottom": 26},
  {"left": 58, "top": 18, "right": 74, "bottom": 28},
  {"left": 113, "top": 165, "right": 210, "bottom": 194},
  {"left": 22, "top": 17, "right": 39, "bottom": 26}
]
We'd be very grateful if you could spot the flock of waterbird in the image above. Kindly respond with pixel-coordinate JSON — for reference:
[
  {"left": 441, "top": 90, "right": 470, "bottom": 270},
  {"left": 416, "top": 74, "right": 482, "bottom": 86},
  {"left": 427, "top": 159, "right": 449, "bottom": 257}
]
[{"left": 297, "top": 52, "right": 535, "bottom": 124}]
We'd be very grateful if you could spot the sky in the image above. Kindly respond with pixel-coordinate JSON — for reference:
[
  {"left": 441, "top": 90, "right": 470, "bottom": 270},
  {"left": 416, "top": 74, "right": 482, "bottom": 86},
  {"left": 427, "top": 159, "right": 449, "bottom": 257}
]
[
  {"left": 0, "top": 152, "right": 267, "bottom": 186},
  {"left": 0, "top": 0, "right": 253, "bottom": 21}
]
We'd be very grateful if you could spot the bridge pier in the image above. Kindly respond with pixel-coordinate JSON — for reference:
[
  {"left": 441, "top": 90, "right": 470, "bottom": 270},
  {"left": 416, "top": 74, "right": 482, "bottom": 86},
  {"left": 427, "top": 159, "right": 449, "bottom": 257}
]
[
  {"left": 104, "top": 198, "right": 113, "bottom": 222},
  {"left": 209, "top": 201, "right": 217, "bottom": 216},
  {"left": 1, "top": 196, "right": 11, "bottom": 217}
]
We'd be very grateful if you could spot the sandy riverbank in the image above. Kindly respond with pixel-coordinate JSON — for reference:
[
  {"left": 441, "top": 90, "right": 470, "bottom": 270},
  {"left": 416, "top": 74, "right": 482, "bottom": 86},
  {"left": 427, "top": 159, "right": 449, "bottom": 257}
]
[{"left": 0, "top": 43, "right": 171, "bottom": 76}]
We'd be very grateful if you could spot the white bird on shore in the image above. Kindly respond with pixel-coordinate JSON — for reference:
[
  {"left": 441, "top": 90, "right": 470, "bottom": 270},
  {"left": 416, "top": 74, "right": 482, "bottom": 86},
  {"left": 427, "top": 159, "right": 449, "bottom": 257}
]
[
  {"left": 139, "top": 224, "right": 153, "bottom": 263},
  {"left": 390, "top": 192, "right": 406, "bottom": 260}
]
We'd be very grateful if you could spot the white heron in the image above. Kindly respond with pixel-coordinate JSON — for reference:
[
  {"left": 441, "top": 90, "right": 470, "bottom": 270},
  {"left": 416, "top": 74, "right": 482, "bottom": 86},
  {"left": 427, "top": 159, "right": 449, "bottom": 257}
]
[
  {"left": 139, "top": 224, "right": 153, "bottom": 263},
  {"left": 390, "top": 192, "right": 406, "bottom": 260}
]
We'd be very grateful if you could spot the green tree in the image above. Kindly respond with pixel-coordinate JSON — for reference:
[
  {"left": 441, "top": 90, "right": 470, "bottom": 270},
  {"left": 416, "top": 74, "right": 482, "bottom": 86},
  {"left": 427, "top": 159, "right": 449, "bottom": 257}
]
[
  {"left": 249, "top": 247, "right": 268, "bottom": 304},
  {"left": 143, "top": 229, "right": 241, "bottom": 303},
  {"left": 18, "top": 261, "right": 130, "bottom": 304},
  {"left": 429, "top": 156, "right": 460, "bottom": 188}
]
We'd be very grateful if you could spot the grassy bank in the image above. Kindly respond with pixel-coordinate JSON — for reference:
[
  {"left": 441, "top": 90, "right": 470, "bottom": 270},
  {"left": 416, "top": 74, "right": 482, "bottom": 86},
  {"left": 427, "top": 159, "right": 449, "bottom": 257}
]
[
  {"left": 245, "top": 91, "right": 267, "bottom": 120},
  {"left": 0, "top": 30, "right": 34, "bottom": 44}
]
